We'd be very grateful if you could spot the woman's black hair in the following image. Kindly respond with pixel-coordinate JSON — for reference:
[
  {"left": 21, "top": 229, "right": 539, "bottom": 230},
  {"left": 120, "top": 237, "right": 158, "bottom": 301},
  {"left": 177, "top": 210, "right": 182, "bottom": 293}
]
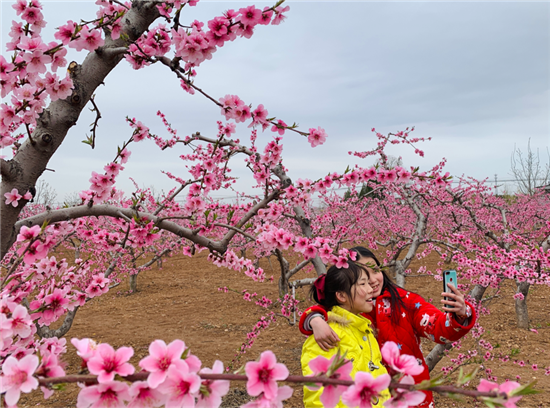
[
  {"left": 309, "top": 261, "right": 370, "bottom": 311},
  {"left": 350, "top": 246, "right": 408, "bottom": 324}
]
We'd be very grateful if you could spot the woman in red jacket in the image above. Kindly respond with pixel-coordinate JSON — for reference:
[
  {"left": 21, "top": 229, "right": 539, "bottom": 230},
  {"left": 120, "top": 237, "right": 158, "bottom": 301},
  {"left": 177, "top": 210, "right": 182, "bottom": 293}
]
[{"left": 299, "top": 247, "right": 476, "bottom": 408}]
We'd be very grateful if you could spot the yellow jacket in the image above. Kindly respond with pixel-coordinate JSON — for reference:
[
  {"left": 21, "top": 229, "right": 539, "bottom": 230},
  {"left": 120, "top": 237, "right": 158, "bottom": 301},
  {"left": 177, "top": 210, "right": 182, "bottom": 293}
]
[{"left": 301, "top": 306, "right": 390, "bottom": 408}]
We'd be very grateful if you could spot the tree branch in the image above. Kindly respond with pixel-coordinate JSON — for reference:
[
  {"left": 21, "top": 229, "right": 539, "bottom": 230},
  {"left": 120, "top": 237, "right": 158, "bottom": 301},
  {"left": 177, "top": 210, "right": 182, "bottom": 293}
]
[{"left": 15, "top": 204, "right": 227, "bottom": 253}]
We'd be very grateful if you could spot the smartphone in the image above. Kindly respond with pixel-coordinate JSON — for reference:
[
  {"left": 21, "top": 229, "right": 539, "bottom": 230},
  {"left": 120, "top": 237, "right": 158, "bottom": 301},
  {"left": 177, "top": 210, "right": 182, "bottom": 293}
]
[{"left": 443, "top": 269, "right": 457, "bottom": 302}]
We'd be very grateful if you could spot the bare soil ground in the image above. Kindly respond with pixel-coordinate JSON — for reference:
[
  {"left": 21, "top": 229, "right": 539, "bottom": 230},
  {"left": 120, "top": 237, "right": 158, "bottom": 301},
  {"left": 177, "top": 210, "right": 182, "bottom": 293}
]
[{"left": 20, "top": 249, "right": 550, "bottom": 407}]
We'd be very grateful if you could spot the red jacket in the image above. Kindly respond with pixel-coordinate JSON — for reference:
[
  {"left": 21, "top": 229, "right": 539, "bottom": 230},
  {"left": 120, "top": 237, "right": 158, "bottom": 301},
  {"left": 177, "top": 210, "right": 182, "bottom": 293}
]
[{"left": 299, "top": 287, "right": 476, "bottom": 408}]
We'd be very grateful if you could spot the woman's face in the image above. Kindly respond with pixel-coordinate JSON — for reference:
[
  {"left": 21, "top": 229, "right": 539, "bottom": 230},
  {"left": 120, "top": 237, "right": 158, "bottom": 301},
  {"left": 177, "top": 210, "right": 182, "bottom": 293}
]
[
  {"left": 358, "top": 256, "right": 384, "bottom": 298},
  {"left": 347, "top": 269, "right": 374, "bottom": 314}
]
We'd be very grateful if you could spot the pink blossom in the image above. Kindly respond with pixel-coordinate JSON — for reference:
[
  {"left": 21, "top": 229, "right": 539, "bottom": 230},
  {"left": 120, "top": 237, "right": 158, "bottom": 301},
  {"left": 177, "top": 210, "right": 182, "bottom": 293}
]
[
  {"left": 250, "top": 104, "right": 269, "bottom": 130},
  {"left": 55, "top": 21, "right": 77, "bottom": 45},
  {"left": 3, "top": 304, "right": 33, "bottom": 338},
  {"left": 397, "top": 169, "right": 412, "bottom": 183},
  {"left": 77, "top": 381, "right": 131, "bottom": 408},
  {"left": 271, "top": 5, "right": 290, "bottom": 25},
  {"left": 4, "top": 188, "right": 22, "bottom": 207},
  {"left": 36, "top": 352, "right": 66, "bottom": 380},
  {"left": 21, "top": 6, "right": 44, "bottom": 25},
  {"left": 241, "top": 385, "right": 293, "bottom": 408},
  {"left": 239, "top": 6, "right": 262, "bottom": 26},
  {"left": 307, "top": 355, "right": 352, "bottom": 408},
  {"left": 245, "top": 350, "right": 289, "bottom": 399},
  {"left": 87, "top": 343, "right": 135, "bottom": 383},
  {"left": 157, "top": 364, "right": 201, "bottom": 408},
  {"left": 71, "top": 26, "right": 105, "bottom": 52},
  {"left": 196, "top": 360, "right": 230, "bottom": 408},
  {"left": 271, "top": 120, "right": 287, "bottom": 136},
  {"left": 303, "top": 244, "right": 318, "bottom": 259},
  {"left": 513, "top": 292, "right": 524, "bottom": 300},
  {"left": 12, "top": 0, "right": 27, "bottom": 16},
  {"left": 127, "top": 381, "right": 165, "bottom": 408},
  {"left": 0, "top": 355, "right": 40, "bottom": 406},
  {"left": 341, "top": 371, "right": 390, "bottom": 408},
  {"left": 16, "top": 225, "right": 41, "bottom": 242},
  {"left": 364, "top": 167, "right": 377, "bottom": 180},
  {"left": 139, "top": 339, "right": 188, "bottom": 388},
  {"left": 477, "top": 379, "right": 522, "bottom": 408},
  {"left": 34, "top": 288, "right": 70, "bottom": 325},
  {"left": 383, "top": 375, "right": 425, "bottom": 408},
  {"left": 71, "top": 338, "right": 98, "bottom": 363},
  {"left": 307, "top": 127, "right": 327, "bottom": 148},
  {"left": 434, "top": 175, "right": 446, "bottom": 186},
  {"left": 119, "top": 148, "right": 132, "bottom": 164},
  {"left": 381, "top": 341, "right": 424, "bottom": 376}
]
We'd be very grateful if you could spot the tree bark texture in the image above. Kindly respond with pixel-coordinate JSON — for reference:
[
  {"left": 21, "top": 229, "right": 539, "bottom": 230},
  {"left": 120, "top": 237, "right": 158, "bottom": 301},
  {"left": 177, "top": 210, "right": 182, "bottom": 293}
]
[
  {"left": 1, "top": 1, "right": 162, "bottom": 260},
  {"left": 514, "top": 280, "right": 530, "bottom": 329}
]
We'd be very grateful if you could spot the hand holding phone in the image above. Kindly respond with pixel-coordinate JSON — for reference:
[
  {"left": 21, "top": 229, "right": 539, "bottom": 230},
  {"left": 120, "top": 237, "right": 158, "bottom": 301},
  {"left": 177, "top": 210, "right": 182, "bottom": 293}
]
[
  {"left": 443, "top": 270, "right": 457, "bottom": 302},
  {"left": 441, "top": 269, "right": 467, "bottom": 317}
]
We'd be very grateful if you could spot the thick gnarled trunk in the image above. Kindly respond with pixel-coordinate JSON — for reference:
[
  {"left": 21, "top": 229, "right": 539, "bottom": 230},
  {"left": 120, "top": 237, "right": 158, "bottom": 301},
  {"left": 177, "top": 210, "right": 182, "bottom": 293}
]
[{"left": 1, "top": 1, "right": 162, "bottom": 260}]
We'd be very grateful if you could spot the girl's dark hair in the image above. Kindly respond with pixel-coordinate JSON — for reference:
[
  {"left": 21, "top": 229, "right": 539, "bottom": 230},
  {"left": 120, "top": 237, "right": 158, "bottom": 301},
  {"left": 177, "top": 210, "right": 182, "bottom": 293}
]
[
  {"left": 309, "top": 261, "right": 370, "bottom": 311},
  {"left": 350, "top": 246, "right": 408, "bottom": 324}
]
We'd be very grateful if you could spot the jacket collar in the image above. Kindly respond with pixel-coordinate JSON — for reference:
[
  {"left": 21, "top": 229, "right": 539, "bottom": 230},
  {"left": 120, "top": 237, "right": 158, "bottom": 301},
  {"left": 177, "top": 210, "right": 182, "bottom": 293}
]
[{"left": 328, "top": 306, "right": 373, "bottom": 333}]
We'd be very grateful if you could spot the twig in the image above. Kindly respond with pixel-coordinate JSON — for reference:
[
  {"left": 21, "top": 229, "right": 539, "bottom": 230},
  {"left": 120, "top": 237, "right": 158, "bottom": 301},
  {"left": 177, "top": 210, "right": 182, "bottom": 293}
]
[
  {"left": 213, "top": 223, "right": 256, "bottom": 241},
  {"left": 88, "top": 96, "right": 101, "bottom": 149}
]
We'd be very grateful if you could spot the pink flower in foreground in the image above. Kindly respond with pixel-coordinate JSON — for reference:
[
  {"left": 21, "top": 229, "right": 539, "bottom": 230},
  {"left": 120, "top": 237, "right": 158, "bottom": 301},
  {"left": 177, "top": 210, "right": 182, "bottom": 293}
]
[
  {"left": 0, "top": 355, "right": 39, "bottom": 406},
  {"left": 139, "top": 339, "right": 188, "bottom": 388},
  {"left": 4, "top": 188, "right": 22, "bottom": 207},
  {"left": 77, "top": 381, "right": 131, "bottom": 408},
  {"left": 341, "top": 371, "right": 390, "bottom": 408},
  {"left": 383, "top": 375, "right": 425, "bottom": 408},
  {"left": 381, "top": 341, "right": 424, "bottom": 377},
  {"left": 196, "top": 360, "right": 230, "bottom": 408},
  {"left": 127, "top": 381, "right": 165, "bottom": 408},
  {"left": 245, "top": 350, "right": 289, "bottom": 399},
  {"left": 307, "top": 355, "right": 352, "bottom": 408},
  {"left": 157, "top": 365, "right": 201, "bottom": 408},
  {"left": 87, "top": 343, "right": 135, "bottom": 383},
  {"left": 241, "top": 385, "right": 293, "bottom": 408},
  {"left": 477, "top": 379, "right": 522, "bottom": 408}
]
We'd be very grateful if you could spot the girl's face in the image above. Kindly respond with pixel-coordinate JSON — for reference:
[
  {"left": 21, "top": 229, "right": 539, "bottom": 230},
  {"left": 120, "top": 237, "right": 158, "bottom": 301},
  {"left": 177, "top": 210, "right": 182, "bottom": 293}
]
[
  {"left": 358, "top": 256, "right": 384, "bottom": 298},
  {"left": 339, "top": 269, "right": 374, "bottom": 315}
]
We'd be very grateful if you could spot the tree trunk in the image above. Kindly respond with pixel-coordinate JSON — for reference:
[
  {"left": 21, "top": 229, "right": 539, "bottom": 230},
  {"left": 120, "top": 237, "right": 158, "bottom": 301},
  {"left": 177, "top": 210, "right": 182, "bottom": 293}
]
[
  {"left": 395, "top": 271, "right": 406, "bottom": 288},
  {"left": 426, "top": 342, "right": 453, "bottom": 372},
  {"left": 130, "top": 274, "right": 138, "bottom": 293},
  {"left": 514, "top": 281, "right": 530, "bottom": 329},
  {"left": 35, "top": 307, "right": 79, "bottom": 339},
  {"left": 394, "top": 263, "right": 406, "bottom": 288},
  {"left": 275, "top": 249, "right": 290, "bottom": 297}
]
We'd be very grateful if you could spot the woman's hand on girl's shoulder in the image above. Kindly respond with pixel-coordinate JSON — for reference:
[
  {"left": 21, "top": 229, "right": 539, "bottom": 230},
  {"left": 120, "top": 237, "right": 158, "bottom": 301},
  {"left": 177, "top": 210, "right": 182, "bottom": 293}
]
[{"left": 311, "top": 316, "right": 340, "bottom": 351}]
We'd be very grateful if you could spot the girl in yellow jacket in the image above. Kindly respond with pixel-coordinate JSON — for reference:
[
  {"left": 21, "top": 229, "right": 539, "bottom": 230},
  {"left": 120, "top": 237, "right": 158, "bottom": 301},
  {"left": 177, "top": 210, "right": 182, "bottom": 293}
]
[{"left": 301, "top": 261, "right": 390, "bottom": 408}]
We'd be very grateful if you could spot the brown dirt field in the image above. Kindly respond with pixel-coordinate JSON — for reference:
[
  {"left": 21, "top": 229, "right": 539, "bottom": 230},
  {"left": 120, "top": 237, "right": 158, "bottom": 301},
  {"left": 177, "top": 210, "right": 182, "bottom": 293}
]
[{"left": 19, "top": 249, "right": 550, "bottom": 408}]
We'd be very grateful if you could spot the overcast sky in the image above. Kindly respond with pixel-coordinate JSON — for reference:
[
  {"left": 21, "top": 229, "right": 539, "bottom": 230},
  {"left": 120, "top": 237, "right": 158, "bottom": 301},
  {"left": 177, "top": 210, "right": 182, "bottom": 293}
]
[{"left": 1, "top": 0, "right": 549, "bottom": 202}]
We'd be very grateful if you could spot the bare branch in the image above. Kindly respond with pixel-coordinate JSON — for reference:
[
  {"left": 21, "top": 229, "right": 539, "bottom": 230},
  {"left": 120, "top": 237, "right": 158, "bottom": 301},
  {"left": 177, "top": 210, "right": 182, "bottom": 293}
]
[{"left": 213, "top": 223, "right": 256, "bottom": 241}]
